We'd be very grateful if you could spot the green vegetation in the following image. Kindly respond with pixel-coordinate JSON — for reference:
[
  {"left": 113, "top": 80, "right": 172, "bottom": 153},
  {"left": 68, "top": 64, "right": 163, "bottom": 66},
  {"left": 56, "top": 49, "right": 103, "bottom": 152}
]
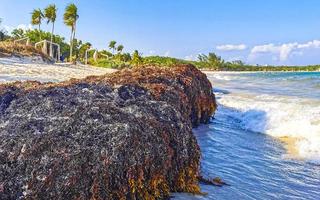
[
  {"left": 142, "top": 56, "right": 189, "bottom": 67},
  {"left": 192, "top": 52, "right": 320, "bottom": 71},
  {"left": 137, "top": 53, "right": 320, "bottom": 71}
]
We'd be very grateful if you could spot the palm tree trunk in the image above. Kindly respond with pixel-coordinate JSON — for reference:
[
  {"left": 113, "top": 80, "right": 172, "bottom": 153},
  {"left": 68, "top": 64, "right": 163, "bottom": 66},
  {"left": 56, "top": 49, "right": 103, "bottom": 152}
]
[
  {"left": 72, "top": 24, "right": 76, "bottom": 62},
  {"left": 38, "top": 24, "right": 41, "bottom": 41},
  {"left": 69, "top": 28, "right": 73, "bottom": 62},
  {"left": 50, "top": 22, "right": 54, "bottom": 57}
]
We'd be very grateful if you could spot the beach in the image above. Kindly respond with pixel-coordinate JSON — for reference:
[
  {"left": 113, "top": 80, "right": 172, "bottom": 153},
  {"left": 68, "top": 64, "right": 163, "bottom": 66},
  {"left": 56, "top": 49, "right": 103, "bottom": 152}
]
[{"left": 0, "top": 57, "right": 116, "bottom": 83}]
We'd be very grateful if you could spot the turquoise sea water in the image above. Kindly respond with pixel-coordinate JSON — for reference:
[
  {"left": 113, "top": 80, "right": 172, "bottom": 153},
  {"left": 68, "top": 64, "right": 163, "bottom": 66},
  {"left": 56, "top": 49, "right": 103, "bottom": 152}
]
[{"left": 174, "top": 72, "right": 320, "bottom": 199}]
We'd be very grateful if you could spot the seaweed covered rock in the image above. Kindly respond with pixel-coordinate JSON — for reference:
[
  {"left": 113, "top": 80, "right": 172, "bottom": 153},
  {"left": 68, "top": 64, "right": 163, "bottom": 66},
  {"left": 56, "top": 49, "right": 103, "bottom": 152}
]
[
  {"left": 0, "top": 65, "right": 216, "bottom": 199},
  {"left": 86, "top": 64, "right": 216, "bottom": 127}
]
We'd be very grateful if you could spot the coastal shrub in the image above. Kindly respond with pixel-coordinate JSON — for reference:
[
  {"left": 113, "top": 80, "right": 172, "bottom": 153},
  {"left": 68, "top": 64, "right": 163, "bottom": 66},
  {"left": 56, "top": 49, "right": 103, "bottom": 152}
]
[
  {"left": 92, "top": 58, "right": 130, "bottom": 69},
  {"left": 143, "top": 56, "right": 189, "bottom": 67}
]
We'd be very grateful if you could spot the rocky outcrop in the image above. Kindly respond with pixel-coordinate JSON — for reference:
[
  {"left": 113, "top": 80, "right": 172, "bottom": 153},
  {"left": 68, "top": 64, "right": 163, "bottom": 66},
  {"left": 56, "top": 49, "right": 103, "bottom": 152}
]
[{"left": 0, "top": 64, "right": 216, "bottom": 199}]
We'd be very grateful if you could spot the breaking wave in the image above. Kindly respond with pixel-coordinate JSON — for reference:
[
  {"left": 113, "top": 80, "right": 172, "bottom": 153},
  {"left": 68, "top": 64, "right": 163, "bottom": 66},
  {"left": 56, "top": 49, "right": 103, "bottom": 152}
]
[{"left": 210, "top": 72, "right": 320, "bottom": 163}]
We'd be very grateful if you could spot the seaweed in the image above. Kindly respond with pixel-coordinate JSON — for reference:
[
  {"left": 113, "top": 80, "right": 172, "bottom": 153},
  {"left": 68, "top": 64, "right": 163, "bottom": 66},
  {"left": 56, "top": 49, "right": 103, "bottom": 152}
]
[{"left": 0, "top": 64, "right": 216, "bottom": 199}]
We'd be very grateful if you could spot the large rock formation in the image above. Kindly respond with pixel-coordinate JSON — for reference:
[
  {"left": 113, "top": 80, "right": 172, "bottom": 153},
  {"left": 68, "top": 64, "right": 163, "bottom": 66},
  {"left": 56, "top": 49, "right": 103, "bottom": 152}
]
[{"left": 0, "top": 64, "right": 216, "bottom": 199}]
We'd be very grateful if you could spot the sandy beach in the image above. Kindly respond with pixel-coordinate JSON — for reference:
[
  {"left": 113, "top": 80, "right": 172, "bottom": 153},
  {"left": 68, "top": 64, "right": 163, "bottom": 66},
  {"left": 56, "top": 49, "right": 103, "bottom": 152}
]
[{"left": 0, "top": 57, "right": 116, "bottom": 83}]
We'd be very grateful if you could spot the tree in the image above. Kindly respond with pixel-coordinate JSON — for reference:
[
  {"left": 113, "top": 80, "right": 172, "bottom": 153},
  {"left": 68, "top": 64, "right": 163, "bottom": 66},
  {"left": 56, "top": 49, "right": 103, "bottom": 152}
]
[
  {"left": 197, "top": 52, "right": 224, "bottom": 69},
  {"left": 122, "top": 53, "right": 132, "bottom": 62},
  {"left": 131, "top": 50, "right": 143, "bottom": 66},
  {"left": 207, "top": 53, "right": 224, "bottom": 65},
  {"left": 31, "top": 9, "right": 44, "bottom": 40},
  {"left": 64, "top": 3, "right": 79, "bottom": 62},
  {"left": 117, "top": 45, "right": 124, "bottom": 54},
  {"left": 11, "top": 28, "right": 25, "bottom": 39},
  {"left": 231, "top": 60, "right": 244, "bottom": 66},
  {"left": 108, "top": 40, "right": 116, "bottom": 54},
  {"left": 44, "top": 4, "right": 57, "bottom": 56},
  {"left": 78, "top": 42, "right": 92, "bottom": 61},
  {"left": 99, "top": 50, "right": 113, "bottom": 58}
]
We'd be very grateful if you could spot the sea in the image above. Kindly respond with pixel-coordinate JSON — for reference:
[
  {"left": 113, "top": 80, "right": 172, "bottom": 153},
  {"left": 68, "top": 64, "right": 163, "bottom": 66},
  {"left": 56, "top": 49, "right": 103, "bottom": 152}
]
[{"left": 174, "top": 72, "right": 320, "bottom": 199}]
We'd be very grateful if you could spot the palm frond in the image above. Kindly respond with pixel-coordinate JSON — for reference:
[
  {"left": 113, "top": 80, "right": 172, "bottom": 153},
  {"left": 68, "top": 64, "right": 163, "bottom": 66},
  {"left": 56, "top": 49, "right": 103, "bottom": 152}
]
[
  {"left": 63, "top": 3, "right": 79, "bottom": 28},
  {"left": 31, "top": 9, "right": 44, "bottom": 25},
  {"left": 44, "top": 4, "right": 57, "bottom": 24}
]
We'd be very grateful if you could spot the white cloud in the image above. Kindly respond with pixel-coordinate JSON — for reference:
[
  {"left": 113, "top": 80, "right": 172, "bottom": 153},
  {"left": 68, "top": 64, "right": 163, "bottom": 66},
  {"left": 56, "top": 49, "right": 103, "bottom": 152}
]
[
  {"left": 163, "top": 51, "right": 170, "bottom": 57},
  {"left": 216, "top": 44, "right": 247, "bottom": 51},
  {"left": 249, "top": 40, "right": 320, "bottom": 62},
  {"left": 297, "top": 40, "right": 320, "bottom": 49},
  {"left": 3, "top": 24, "right": 33, "bottom": 34},
  {"left": 3, "top": 25, "right": 13, "bottom": 32},
  {"left": 184, "top": 54, "right": 196, "bottom": 61},
  {"left": 145, "top": 50, "right": 156, "bottom": 56},
  {"left": 17, "top": 24, "right": 33, "bottom": 31}
]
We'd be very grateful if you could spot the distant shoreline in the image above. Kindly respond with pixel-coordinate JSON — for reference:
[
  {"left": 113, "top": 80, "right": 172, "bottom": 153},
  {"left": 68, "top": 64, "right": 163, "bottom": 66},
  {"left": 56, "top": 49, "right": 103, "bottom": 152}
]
[{"left": 202, "top": 70, "right": 320, "bottom": 73}]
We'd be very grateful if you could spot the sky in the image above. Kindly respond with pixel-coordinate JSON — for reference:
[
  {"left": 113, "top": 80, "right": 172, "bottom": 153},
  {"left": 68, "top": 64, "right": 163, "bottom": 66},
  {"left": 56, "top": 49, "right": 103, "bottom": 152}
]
[{"left": 1, "top": 0, "right": 320, "bottom": 66}]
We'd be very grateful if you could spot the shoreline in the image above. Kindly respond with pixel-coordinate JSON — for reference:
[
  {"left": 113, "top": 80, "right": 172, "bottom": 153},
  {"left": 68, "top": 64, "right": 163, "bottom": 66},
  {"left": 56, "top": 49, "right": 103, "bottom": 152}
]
[{"left": 201, "top": 70, "right": 320, "bottom": 73}]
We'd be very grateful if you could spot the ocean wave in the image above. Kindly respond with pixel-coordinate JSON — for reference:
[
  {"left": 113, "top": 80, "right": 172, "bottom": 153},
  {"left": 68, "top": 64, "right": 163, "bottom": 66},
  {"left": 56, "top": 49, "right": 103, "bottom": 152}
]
[{"left": 216, "top": 92, "right": 320, "bottom": 163}]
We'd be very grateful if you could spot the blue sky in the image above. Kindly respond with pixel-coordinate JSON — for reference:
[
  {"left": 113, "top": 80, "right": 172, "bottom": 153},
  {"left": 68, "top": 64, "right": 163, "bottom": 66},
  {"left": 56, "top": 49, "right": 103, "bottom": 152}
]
[{"left": 1, "top": 0, "right": 320, "bottom": 65}]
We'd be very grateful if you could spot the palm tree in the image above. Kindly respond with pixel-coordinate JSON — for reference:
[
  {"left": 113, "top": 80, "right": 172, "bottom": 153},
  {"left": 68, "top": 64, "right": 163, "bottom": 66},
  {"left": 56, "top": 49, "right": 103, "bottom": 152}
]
[
  {"left": 31, "top": 9, "right": 44, "bottom": 40},
  {"left": 44, "top": 4, "right": 57, "bottom": 57},
  {"left": 131, "top": 50, "right": 143, "bottom": 66},
  {"left": 108, "top": 40, "right": 116, "bottom": 54},
  {"left": 64, "top": 3, "right": 79, "bottom": 62},
  {"left": 117, "top": 45, "right": 124, "bottom": 54}
]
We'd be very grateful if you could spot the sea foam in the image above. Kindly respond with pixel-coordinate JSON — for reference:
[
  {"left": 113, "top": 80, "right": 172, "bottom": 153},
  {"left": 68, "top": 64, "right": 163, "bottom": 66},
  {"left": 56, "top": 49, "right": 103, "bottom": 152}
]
[{"left": 210, "top": 72, "right": 320, "bottom": 163}]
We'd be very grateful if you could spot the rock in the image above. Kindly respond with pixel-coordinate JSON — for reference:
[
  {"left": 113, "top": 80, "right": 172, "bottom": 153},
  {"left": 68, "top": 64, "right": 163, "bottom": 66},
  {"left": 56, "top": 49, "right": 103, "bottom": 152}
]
[
  {"left": 86, "top": 64, "right": 217, "bottom": 126},
  {"left": 0, "top": 64, "right": 216, "bottom": 199},
  {"left": 199, "top": 176, "right": 230, "bottom": 187}
]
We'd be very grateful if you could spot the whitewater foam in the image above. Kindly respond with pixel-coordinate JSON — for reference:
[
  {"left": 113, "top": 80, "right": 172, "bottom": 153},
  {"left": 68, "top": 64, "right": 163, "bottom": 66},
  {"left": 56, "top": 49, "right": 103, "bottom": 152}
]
[{"left": 209, "top": 72, "right": 320, "bottom": 163}]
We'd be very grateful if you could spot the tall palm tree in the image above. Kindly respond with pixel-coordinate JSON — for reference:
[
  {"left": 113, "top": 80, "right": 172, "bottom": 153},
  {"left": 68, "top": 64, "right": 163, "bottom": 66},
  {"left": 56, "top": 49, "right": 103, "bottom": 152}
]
[
  {"left": 64, "top": 3, "right": 79, "bottom": 62},
  {"left": 109, "top": 40, "right": 116, "bottom": 54},
  {"left": 44, "top": 4, "right": 57, "bottom": 57},
  {"left": 117, "top": 45, "right": 124, "bottom": 54},
  {"left": 31, "top": 9, "right": 44, "bottom": 40}
]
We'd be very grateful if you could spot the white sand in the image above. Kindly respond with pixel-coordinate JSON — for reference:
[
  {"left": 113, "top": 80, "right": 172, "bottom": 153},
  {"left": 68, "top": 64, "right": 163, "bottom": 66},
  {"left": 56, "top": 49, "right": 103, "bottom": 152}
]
[{"left": 0, "top": 57, "right": 116, "bottom": 83}]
